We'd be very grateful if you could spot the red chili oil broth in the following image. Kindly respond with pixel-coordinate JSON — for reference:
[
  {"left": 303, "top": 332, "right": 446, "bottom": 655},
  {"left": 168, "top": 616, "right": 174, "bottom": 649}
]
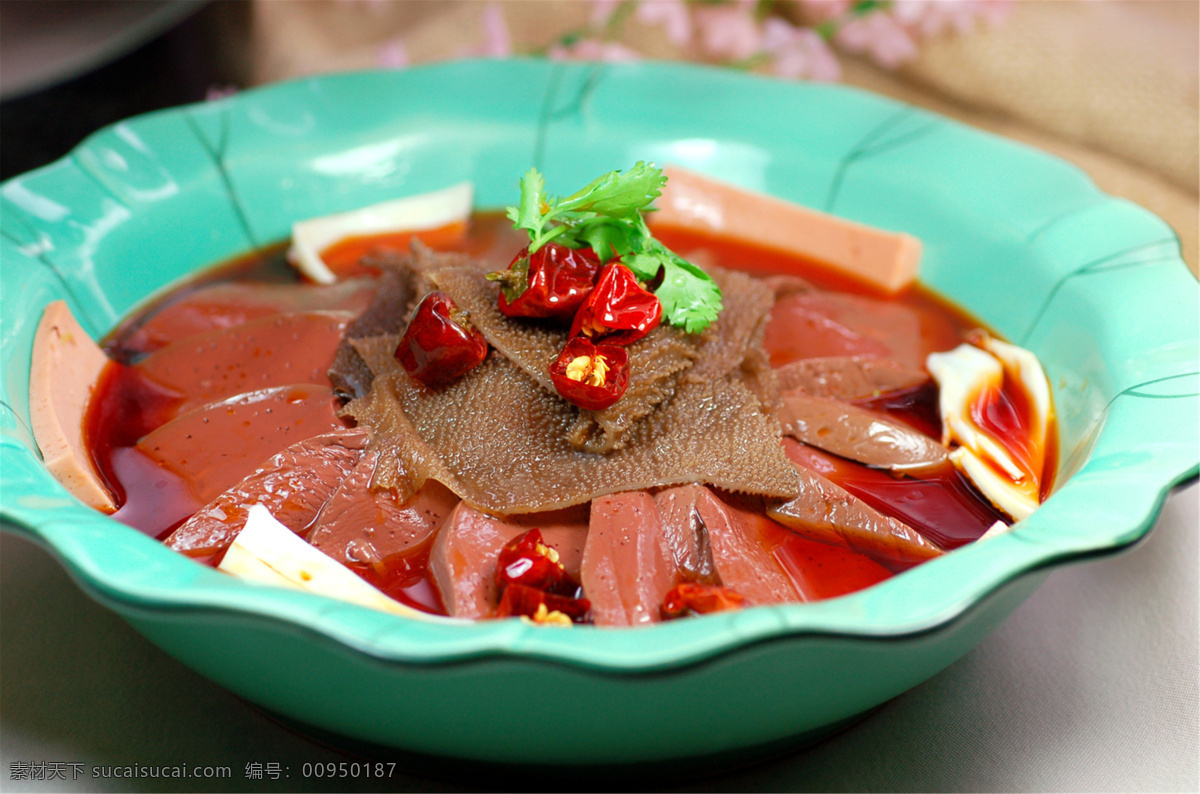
[
  {"left": 89, "top": 212, "right": 1025, "bottom": 615},
  {"left": 653, "top": 225, "right": 969, "bottom": 359},
  {"left": 345, "top": 540, "right": 447, "bottom": 615},
  {"left": 783, "top": 439, "right": 1007, "bottom": 551},
  {"left": 85, "top": 362, "right": 202, "bottom": 538},
  {"left": 855, "top": 381, "right": 943, "bottom": 439},
  {"left": 318, "top": 222, "right": 470, "bottom": 276}
]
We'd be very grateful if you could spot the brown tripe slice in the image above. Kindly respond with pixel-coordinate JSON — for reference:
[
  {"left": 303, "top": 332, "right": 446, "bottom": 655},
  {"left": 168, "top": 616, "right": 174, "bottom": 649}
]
[
  {"left": 682, "top": 265, "right": 776, "bottom": 383},
  {"left": 429, "top": 261, "right": 563, "bottom": 392},
  {"left": 432, "top": 263, "right": 700, "bottom": 453},
  {"left": 409, "top": 242, "right": 477, "bottom": 310},
  {"left": 344, "top": 334, "right": 799, "bottom": 514},
  {"left": 328, "top": 268, "right": 415, "bottom": 400},
  {"left": 761, "top": 274, "right": 815, "bottom": 300},
  {"left": 570, "top": 265, "right": 779, "bottom": 453},
  {"left": 342, "top": 351, "right": 463, "bottom": 505},
  {"left": 564, "top": 328, "right": 698, "bottom": 453},
  {"left": 568, "top": 266, "right": 778, "bottom": 452}
]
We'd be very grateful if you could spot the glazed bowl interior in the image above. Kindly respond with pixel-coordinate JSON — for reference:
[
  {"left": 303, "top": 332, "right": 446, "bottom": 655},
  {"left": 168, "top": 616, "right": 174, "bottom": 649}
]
[{"left": 1, "top": 60, "right": 1196, "bottom": 757}]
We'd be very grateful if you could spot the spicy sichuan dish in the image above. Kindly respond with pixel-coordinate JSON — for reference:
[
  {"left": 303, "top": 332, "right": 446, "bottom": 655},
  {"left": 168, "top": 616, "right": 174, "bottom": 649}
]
[{"left": 30, "top": 163, "right": 1056, "bottom": 627}]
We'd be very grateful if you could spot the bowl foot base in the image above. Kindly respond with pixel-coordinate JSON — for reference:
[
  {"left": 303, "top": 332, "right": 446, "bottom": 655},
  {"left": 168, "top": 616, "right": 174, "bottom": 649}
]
[{"left": 256, "top": 704, "right": 880, "bottom": 787}]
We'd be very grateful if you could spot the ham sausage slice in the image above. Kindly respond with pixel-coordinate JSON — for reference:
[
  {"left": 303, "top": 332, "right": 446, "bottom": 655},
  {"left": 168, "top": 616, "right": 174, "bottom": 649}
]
[
  {"left": 430, "top": 503, "right": 588, "bottom": 619},
  {"left": 653, "top": 166, "right": 920, "bottom": 294},
  {"left": 29, "top": 301, "right": 116, "bottom": 511}
]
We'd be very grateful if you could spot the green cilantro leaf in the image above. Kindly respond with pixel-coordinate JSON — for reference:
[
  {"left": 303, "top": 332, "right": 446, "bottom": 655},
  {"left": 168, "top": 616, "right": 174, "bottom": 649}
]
[
  {"left": 554, "top": 161, "right": 666, "bottom": 220},
  {"left": 504, "top": 163, "right": 723, "bottom": 333},
  {"left": 575, "top": 216, "right": 647, "bottom": 262},
  {"left": 624, "top": 241, "right": 724, "bottom": 334},
  {"left": 507, "top": 168, "right": 546, "bottom": 238}
]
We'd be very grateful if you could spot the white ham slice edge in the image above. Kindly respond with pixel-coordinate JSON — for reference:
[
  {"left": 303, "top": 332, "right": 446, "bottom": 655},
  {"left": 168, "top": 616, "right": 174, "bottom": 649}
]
[{"left": 288, "top": 182, "right": 474, "bottom": 284}]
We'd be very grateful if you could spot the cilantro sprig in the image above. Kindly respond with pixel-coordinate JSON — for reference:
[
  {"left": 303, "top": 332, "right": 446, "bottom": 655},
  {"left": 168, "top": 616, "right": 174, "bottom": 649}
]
[{"left": 506, "top": 163, "right": 723, "bottom": 334}]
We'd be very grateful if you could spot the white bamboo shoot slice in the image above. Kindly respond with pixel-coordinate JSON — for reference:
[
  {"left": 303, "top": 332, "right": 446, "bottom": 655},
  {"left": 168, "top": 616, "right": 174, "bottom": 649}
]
[
  {"left": 220, "top": 505, "right": 450, "bottom": 621},
  {"left": 927, "top": 336, "right": 1053, "bottom": 522},
  {"left": 288, "top": 182, "right": 473, "bottom": 284}
]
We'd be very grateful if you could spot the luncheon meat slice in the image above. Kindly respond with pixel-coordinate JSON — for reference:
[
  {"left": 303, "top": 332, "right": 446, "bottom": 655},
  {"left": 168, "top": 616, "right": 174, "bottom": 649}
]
[
  {"left": 118, "top": 278, "right": 376, "bottom": 355},
  {"left": 777, "top": 393, "right": 948, "bottom": 472},
  {"left": 430, "top": 502, "right": 588, "bottom": 619},
  {"left": 138, "top": 384, "right": 345, "bottom": 504},
  {"left": 29, "top": 301, "right": 117, "bottom": 511},
  {"left": 581, "top": 492, "right": 677, "bottom": 627},
  {"left": 308, "top": 453, "right": 459, "bottom": 565},
  {"left": 136, "top": 311, "right": 352, "bottom": 414},
  {"left": 764, "top": 293, "right": 923, "bottom": 369},
  {"left": 694, "top": 490, "right": 802, "bottom": 606},
  {"left": 653, "top": 166, "right": 921, "bottom": 295},
  {"left": 164, "top": 428, "right": 369, "bottom": 556},
  {"left": 768, "top": 440, "right": 943, "bottom": 568},
  {"left": 774, "top": 356, "right": 929, "bottom": 401},
  {"left": 345, "top": 335, "right": 799, "bottom": 512}
]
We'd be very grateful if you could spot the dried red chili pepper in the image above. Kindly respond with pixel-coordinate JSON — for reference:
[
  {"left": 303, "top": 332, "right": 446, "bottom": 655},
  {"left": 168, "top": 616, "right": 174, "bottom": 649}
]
[
  {"left": 495, "top": 528, "right": 574, "bottom": 596},
  {"left": 569, "top": 263, "right": 662, "bottom": 345},
  {"left": 497, "top": 583, "right": 592, "bottom": 625},
  {"left": 548, "top": 337, "right": 630, "bottom": 411},
  {"left": 661, "top": 582, "right": 747, "bottom": 620},
  {"left": 394, "top": 291, "right": 488, "bottom": 388},
  {"left": 486, "top": 242, "right": 601, "bottom": 320}
]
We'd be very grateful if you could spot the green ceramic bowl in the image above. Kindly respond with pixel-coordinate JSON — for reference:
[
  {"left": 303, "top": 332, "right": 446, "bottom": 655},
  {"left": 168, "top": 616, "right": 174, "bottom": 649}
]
[{"left": 2, "top": 60, "right": 1196, "bottom": 766}]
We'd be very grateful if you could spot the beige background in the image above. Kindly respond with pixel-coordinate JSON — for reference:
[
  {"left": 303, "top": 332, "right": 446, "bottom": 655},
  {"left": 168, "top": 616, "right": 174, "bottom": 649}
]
[{"left": 233, "top": 0, "right": 1198, "bottom": 277}]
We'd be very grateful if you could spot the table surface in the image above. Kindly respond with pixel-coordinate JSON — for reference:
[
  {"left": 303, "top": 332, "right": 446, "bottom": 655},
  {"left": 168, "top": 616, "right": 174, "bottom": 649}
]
[{"left": 2, "top": 481, "right": 1195, "bottom": 793}]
